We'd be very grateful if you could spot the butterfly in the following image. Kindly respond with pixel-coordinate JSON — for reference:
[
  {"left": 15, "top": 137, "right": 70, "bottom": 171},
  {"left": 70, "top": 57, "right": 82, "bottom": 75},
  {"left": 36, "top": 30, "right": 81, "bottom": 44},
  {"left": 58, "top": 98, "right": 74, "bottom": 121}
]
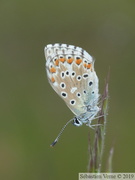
[{"left": 44, "top": 43, "right": 100, "bottom": 146}]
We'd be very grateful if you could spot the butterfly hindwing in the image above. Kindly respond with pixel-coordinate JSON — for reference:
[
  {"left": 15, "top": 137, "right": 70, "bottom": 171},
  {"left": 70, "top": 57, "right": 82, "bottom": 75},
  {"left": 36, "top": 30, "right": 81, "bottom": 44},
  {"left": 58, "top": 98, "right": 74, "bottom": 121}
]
[{"left": 45, "top": 43, "right": 99, "bottom": 116}]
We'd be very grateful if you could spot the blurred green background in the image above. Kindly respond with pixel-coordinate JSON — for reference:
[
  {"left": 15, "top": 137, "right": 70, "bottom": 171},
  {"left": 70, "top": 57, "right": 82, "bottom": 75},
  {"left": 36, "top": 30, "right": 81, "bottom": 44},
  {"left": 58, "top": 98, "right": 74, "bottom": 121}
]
[{"left": 0, "top": 0, "right": 135, "bottom": 179}]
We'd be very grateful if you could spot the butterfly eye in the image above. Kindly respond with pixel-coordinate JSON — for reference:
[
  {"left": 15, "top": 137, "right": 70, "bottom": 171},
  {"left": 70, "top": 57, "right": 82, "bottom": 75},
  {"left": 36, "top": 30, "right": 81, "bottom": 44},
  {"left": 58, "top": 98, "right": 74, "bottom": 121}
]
[{"left": 73, "top": 117, "right": 83, "bottom": 126}]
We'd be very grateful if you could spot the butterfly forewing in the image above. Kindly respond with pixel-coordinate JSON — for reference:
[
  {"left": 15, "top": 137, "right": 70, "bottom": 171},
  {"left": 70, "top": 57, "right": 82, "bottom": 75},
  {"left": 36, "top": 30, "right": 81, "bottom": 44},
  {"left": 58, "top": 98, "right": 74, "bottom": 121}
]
[{"left": 45, "top": 43, "right": 99, "bottom": 116}]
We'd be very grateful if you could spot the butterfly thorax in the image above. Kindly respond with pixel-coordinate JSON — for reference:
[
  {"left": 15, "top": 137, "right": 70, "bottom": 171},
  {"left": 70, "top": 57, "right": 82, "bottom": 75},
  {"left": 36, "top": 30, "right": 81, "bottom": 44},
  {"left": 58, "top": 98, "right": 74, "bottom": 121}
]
[{"left": 73, "top": 105, "right": 100, "bottom": 127}]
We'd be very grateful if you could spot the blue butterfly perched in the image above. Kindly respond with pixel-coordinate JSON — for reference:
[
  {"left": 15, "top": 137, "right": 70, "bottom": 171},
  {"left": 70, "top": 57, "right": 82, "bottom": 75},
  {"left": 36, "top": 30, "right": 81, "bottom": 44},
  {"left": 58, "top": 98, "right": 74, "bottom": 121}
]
[{"left": 44, "top": 43, "right": 100, "bottom": 146}]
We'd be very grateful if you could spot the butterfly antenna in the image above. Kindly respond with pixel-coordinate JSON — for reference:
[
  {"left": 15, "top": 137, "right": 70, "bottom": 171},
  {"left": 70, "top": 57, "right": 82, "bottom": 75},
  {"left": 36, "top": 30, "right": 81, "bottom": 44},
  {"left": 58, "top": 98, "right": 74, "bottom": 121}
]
[{"left": 50, "top": 118, "right": 74, "bottom": 147}]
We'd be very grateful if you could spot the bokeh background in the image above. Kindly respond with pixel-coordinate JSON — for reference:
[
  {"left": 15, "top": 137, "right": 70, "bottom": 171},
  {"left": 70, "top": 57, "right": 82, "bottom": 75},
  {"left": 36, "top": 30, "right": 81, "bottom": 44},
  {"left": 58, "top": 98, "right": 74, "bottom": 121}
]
[{"left": 1, "top": 0, "right": 135, "bottom": 179}]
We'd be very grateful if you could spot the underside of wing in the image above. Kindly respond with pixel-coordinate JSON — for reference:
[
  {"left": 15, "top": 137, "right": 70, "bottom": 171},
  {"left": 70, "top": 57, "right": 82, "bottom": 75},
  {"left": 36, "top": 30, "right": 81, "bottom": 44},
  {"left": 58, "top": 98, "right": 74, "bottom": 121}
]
[{"left": 45, "top": 43, "right": 99, "bottom": 116}]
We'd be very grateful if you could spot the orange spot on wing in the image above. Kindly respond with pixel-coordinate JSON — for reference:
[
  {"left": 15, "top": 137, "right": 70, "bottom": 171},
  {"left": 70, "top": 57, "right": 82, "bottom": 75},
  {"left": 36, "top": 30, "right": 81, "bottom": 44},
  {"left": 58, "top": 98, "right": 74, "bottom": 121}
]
[
  {"left": 76, "top": 59, "right": 82, "bottom": 65},
  {"left": 67, "top": 58, "right": 73, "bottom": 64},
  {"left": 50, "top": 67, "right": 56, "bottom": 73},
  {"left": 87, "top": 63, "right": 92, "bottom": 69},
  {"left": 84, "top": 63, "right": 87, "bottom": 68},
  {"left": 51, "top": 77, "right": 55, "bottom": 83},
  {"left": 54, "top": 59, "right": 59, "bottom": 66},
  {"left": 59, "top": 57, "right": 65, "bottom": 63}
]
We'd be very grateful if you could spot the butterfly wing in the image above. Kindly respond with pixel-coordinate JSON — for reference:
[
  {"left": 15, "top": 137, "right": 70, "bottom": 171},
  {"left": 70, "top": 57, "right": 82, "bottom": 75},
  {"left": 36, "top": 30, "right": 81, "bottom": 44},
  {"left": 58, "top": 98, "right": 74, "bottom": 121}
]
[{"left": 44, "top": 43, "right": 99, "bottom": 116}]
